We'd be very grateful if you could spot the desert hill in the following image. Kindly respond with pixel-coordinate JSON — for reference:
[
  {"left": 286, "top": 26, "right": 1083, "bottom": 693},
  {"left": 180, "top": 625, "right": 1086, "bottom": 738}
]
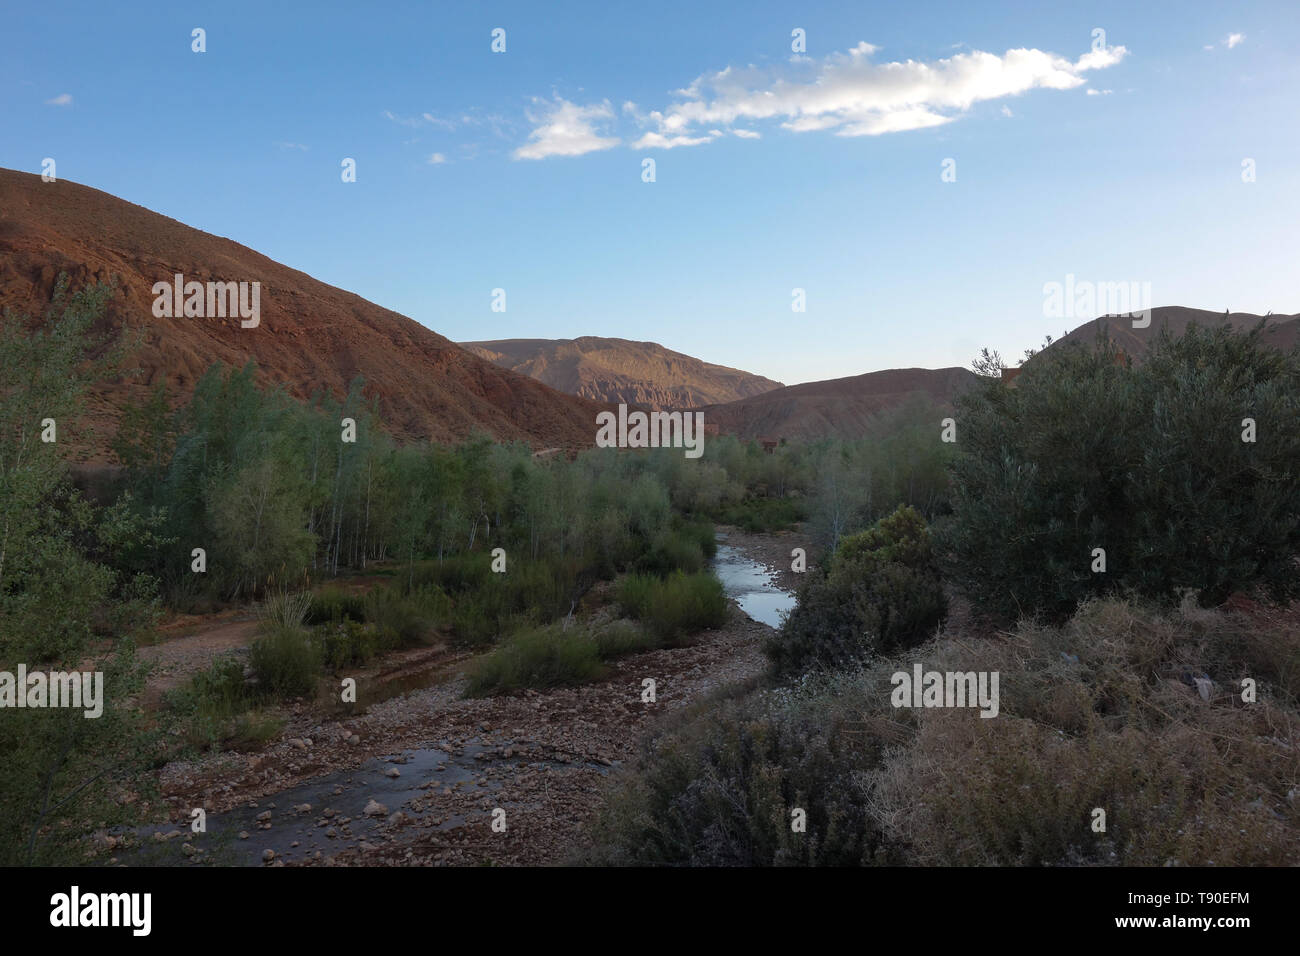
[
  {"left": 1047, "top": 306, "right": 1300, "bottom": 360},
  {"left": 461, "top": 336, "right": 783, "bottom": 409},
  {"left": 700, "top": 366, "right": 980, "bottom": 441},
  {"left": 0, "top": 168, "right": 609, "bottom": 460}
]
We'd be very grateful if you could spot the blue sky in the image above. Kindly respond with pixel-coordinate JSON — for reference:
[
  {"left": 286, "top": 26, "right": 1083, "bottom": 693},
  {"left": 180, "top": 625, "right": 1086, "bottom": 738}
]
[{"left": 4, "top": 1, "right": 1298, "bottom": 385}]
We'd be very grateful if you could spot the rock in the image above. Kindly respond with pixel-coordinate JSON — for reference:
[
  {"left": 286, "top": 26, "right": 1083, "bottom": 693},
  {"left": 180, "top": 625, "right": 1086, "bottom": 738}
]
[
  {"left": 256, "top": 810, "right": 272, "bottom": 822},
  {"left": 262, "top": 849, "right": 275, "bottom": 862},
  {"left": 238, "top": 831, "right": 249, "bottom": 840},
  {"left": 322, "top": 807, "right": 337, "bottom": 818},
  {"left": 349, "top": 735, "right": 360, "bottom": 745},
  {"left": 326, "top": 828, "right": 338, "bottom": 839},
  {"left": 364, "top": 799, "right": 388, "bottom": 817},
  {"left": 294, "top": 803, "right": 312, "bottom": 814},
  {"left": 181, "top": 843, "right": 196, "bottom": 856},
  {"left": 384, "top": 767, "right": 400, "bottom": 778},
  {"left": 288, "top": 738, "right": 308, "bottom": 751}
]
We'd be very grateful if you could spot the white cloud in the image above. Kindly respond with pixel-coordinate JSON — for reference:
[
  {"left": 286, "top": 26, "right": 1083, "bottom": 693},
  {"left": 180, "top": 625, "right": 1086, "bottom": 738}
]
[
  {"left": 275, "top": 141, "right": 310, "bottom": 150},
  {"left": 733, "top": 128, "right": 761, "bottom": 139},
  {"left": 427, "top": 152, "right": 447, "bottom": 164},
  {"left": 1227, "top": 33, "right": 1245, "bottom": 49},
  {"left": 1085, "top": 88, "right": 1113, "bottom": 96},
  {"left": 631, "top": 130, "right": 719, "bottom": 149},
  {"left": 631, "top": 40, "right": 1127, "bottom": 148},
  {"left": 514, "top": 97, "right": 621, "bottom": 159},
  {"left": 44, "top": 93, "right": 72, "bottom": 106},
  {"left": 1000, "top": 105, "right": 1014, "bottom": 117}
]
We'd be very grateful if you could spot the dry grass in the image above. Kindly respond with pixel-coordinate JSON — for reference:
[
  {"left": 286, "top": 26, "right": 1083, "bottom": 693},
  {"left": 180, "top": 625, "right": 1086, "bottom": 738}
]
[{"left": 586, "top": 597, "right": 1300, "bottom": 866}]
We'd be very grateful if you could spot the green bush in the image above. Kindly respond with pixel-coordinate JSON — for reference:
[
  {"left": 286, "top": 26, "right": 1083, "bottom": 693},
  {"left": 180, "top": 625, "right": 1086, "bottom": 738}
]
[
  {"left": 165, "top": 657, "right": 283, "bottom": 752},
  {"left": 592, "top": 620, "right": 659, "bottom": 659},
  {"left": 315, "top": 617, "right": 380, "bottom": 671},
  {"left": 767, "top": 505, "right": 946, "bottom": 679},
  {"left": 717, "top": 496, "right": 806, "bottom": 533},
  {"left": 365, "top": 583, "right": 446, "bottom": 646},
  {"left": 249, "top": 627, "right": 321, "bottom": 698},
  {"left": 619, "top": 571, "right": 728, "bottom": 644},
  {"left": 465, "top": 625, "right": 605, "bottom": 696},
  {"left": 306, "top": 586, "right": 367, "bottom": 625},
  {"left": 944, "top": 325, "right": 1300, "bottom": 619}
]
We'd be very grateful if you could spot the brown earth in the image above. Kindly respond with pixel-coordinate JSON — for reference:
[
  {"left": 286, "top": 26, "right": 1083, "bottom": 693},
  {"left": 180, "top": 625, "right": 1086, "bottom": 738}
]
[
  {"left": 700, "top": 366, "right": 979, "bottom": 441},
  {"left": 0, "top": 168, "right": 611, "bottom": 461},
  {"left": 461, "top": 335, "right": 783, "bottom": 409}
]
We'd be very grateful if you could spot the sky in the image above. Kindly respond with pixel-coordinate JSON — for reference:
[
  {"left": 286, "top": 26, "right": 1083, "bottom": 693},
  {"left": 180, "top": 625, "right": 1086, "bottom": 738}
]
[{"left": 3, "top": 0, "right": 1298, "bottom": 385}]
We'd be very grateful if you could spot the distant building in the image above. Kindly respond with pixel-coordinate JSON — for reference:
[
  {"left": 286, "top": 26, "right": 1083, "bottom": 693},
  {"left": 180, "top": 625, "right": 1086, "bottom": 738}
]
[{"left": 760, "top": 438, "right": 780, "bottom": 454}]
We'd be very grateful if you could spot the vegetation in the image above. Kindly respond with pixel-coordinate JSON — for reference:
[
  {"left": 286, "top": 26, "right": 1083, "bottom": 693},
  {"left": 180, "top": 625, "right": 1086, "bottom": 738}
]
[
  {"left": 0, "top": 281, "right": 161, "bottom": 864},
  {"left": 942, "top": 324, "right": 1300, "bottom": 620},
  {"left": 766, "top": 505, "right": 946, "bottom": 679},
  {"left": 586, "top": 597, "right": 1300, "bottom": 866}
]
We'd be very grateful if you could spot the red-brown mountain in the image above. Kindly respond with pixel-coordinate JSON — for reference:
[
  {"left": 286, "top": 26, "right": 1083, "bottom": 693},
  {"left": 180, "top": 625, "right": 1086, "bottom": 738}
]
[
  {"left": 1046, "top": 306, "right": 1300, "bottom": 359},
  {"left": 0, "top": 168, "right": 609, "bottom": 460},
  {"left": 701, "top": 366, "right": 980, "bottom": 441},
  {"left": 461, "top": 336, "right": 783, "bottom": 410}
]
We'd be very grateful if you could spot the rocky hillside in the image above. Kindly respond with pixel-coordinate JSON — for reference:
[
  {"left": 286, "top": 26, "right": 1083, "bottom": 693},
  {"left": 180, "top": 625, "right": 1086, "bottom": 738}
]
[{"left": 461, "top": 336, "right": 783, "bottom": 409}]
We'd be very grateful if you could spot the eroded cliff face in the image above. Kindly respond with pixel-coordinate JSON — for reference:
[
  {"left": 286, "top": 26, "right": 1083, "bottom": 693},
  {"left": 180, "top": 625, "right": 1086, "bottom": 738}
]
[{"left": 461, "top": 336, "right": 784, "bottom": 410}]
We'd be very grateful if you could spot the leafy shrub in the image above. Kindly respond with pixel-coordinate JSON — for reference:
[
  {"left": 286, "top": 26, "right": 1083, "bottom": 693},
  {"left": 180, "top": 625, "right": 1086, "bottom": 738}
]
[
  {"left": 619, "top": 571, "right": 728, "bottom": 644},
  {"left": 592, "top": 620, "right": 659, "bottom": 659},
  {"left": 306, "top": 586, "right": 367, "bottom": 625},
  {"left": 944, "top": 325, "right": 1300, "bottom": 620},
  {"left": 717, "top": 496, "right": 806, "bottom": 533},
  {"left": 365, "top": 583, "right": 446, "bottom": 646},
  {"left": 249, "top": 627, "right": 321, "bottom": 698},
  {"left": 465, "top": 625, "right": 604, "bottom": 696},
  {"left": 315, "top": 617, "right": 380, "bottom": 671},
  {"left": 768, "top": 505, "right": 946, "bottom": 678}
]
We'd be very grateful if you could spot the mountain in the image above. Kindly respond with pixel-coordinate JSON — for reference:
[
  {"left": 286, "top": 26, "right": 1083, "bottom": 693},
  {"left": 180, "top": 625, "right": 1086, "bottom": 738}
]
[
  {"left": 0, "top": 169, "right": 609, "bottom": 460},
  {"left": 461, "top": 336, "right": 783, "bottom": 409},
  {"left": 700, "top": 367, "right": 980, "bottom": 441},
  {"left": 1047, "top": 306, "right": 1300, "bottom": 360}
]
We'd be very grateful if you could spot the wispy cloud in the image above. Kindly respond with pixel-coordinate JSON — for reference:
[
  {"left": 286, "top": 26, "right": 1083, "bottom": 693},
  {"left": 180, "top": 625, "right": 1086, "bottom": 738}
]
[
  {"left": 1207, "top": 33, "right": 1246, "bottom": 51},
  {"left": 275, "top": 141, "right": 310, "bottom": 151},
  {"left": 1085, "top": 88, "right": 1113, "bottom": 96},
  {"left": 540, "top": 40, "right": 1128, "bottom": 157},
  {"left": 44, "top": 93, "right": 72, "bottom": 107},
  {"left": 514, "top": 97, "right": 621, "bottom": 160},
  {"left": 427, "top": 152, "right": 448, "bottom": 165}
]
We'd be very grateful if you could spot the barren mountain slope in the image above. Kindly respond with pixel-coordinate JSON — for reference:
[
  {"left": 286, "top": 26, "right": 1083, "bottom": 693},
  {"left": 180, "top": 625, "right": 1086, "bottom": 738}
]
[
  {"left": 0, "top": 168, "right": 608, "bottom": 461},
  {"left": 462, "top": 336, "right": 783, "bottom": 409}
]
